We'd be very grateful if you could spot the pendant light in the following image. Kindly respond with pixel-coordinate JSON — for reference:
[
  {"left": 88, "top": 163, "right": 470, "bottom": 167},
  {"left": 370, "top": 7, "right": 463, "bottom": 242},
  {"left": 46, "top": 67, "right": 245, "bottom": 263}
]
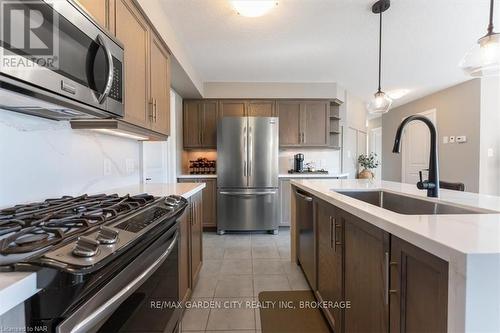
[
  {"left": 460, "top": 0, "right": 499, "bottom": 77},
  {"left": 367, "top": 0, "right": 393, "bottom": 115}
]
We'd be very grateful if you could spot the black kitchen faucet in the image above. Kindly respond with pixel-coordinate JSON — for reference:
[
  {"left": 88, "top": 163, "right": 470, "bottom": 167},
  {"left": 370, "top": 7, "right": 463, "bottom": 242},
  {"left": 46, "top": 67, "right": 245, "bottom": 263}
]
[{"left": 392, "top": 115, "right": 440, "bottom": 198}]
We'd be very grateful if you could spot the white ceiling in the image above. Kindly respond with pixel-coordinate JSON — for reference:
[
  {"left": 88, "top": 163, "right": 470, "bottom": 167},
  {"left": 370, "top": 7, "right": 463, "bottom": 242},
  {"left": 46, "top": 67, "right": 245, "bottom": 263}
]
[{"left": 160, "top": 0, "right": 497, "bottom": 106}]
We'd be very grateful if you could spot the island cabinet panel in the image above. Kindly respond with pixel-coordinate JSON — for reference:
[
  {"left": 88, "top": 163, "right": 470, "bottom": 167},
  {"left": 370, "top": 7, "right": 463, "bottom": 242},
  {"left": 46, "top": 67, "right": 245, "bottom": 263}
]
[
  {"left": 390, "top": 236, "right": 448, "bottom": 333},
  {"left": 315, "top": 200, "right": 344, "bottom": 332},
  {"left": 343, "top": 210, "right": 390, "bottom": 333}
]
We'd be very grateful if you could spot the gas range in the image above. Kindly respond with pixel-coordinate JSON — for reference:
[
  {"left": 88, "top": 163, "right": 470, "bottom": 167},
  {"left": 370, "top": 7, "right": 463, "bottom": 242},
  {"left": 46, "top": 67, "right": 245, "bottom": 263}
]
[{"left": 0, "top": 193, "right": 187, "bottom": 332}]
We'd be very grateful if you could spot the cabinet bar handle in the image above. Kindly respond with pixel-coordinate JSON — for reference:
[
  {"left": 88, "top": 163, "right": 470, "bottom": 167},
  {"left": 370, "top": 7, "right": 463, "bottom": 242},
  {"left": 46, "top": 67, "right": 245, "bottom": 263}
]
[
  {"left": 384, "top": 251, "right": 392, "bottom": 305},
  {"left": 295, "top": 191, "right": 312, "bottom": 202},
  {"left": 329, "top": 217, "right": 333, "bottom": 249}
]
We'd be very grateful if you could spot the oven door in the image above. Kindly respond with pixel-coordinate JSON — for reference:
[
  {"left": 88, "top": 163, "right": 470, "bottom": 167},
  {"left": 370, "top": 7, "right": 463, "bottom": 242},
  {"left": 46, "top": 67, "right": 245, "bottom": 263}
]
[
  {"left": 56, "top": 225, "right": 180, "bottom": 333},
  {"left": 0, "top": 0, "right": 123, "bottom": 116}
]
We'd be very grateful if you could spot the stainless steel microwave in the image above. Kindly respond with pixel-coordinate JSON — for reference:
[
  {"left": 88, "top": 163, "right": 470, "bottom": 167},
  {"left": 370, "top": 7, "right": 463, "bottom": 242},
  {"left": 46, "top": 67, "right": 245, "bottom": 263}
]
[{"left": 0, "top": 0, "right": 124, "bottom": 120}]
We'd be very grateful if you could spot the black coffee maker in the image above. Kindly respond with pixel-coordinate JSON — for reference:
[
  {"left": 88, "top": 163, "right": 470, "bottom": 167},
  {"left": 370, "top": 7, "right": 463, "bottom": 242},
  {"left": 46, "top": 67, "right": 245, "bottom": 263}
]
[{"left": 294, "top": 153, "right": 304, "bottom": 173}]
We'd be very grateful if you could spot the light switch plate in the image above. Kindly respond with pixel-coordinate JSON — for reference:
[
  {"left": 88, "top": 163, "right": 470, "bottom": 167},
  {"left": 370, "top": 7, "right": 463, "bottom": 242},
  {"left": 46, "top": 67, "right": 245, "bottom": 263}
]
[
  {"left": 443, "top": 136, "right": 449, "bottom": 144},
  {"left": 449, "top": 136, "right": 455, "bottom": 143}
]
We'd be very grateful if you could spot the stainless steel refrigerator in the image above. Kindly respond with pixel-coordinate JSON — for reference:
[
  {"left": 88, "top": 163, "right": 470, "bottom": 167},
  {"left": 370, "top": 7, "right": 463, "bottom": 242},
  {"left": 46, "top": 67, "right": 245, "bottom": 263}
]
[{"left": 217, "top": 117, "right": 279, "bottom": 234}]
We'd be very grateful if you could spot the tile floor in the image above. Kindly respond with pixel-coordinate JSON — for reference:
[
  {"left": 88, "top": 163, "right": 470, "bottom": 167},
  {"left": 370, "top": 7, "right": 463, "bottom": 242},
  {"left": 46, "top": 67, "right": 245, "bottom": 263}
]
[{"left": 180, "top": 227, "right": 310, "bottom": 332}]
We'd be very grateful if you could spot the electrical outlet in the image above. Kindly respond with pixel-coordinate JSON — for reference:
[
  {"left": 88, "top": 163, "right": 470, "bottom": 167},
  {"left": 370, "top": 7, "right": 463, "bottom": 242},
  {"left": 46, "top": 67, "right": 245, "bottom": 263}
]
[
  {"left": 126, "top": 158, "right": 135, "bottom": 175},
  {"left": 449, "top": 136, "right": 455, "bottom": 143},
  {"left": 103, "top": 158, "right": 112, "bottom": 176},
  {"left": 456, "top": 135, "right": 467, "bottom": 143},
  {"left": 443, "top": 136, "right": 449, "bottom": 144}
]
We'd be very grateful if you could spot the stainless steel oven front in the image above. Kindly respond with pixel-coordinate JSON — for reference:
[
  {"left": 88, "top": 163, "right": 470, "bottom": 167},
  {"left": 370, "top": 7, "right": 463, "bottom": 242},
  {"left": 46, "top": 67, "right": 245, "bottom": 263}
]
[
  {"left": 0, "top": 0, "right": 124, "bottom": 119},
  {"left": 56, "top": 225, "right": 181, "bottom": 333}
]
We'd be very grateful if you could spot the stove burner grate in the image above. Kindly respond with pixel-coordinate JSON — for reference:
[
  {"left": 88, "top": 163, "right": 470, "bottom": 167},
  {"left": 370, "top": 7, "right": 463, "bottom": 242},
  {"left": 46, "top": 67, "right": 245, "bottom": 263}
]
[{"left": 0, "top": 193, "right": 157, "bottom": 256}]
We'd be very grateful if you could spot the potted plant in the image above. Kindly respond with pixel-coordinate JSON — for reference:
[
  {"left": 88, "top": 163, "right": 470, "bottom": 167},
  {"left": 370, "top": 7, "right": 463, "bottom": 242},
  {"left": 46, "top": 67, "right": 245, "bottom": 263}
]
[{"left": 358, "top": 153, "right": 380, "bottom": 179}]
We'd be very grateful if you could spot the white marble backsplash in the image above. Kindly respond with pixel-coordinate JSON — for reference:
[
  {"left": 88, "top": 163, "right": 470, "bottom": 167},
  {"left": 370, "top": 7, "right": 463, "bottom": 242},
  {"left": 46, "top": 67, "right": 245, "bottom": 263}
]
[
  {"left": 279, "top": 148, "right": 341, "bottom": 174},
  {"left": 0, "top": 111, "right": 141, "bottom": 207}
]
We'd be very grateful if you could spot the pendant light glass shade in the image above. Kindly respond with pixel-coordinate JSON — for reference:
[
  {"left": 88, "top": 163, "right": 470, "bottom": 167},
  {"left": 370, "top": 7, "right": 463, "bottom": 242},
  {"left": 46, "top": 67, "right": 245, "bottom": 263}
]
[
  {"left": 460, "top": 33, "right": 500, "bottom": 77},
  {"left": 367, "top": 91, "right": 393, "bottom": 114},
  {"left": 460, "top": 0, "right": 500, "bottom": 77}
]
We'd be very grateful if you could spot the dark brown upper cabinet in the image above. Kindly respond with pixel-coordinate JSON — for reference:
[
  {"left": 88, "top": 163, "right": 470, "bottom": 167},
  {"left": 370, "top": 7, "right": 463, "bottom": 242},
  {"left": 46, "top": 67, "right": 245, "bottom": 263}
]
[
  {"left": 277, "top": 100, "right": 329, "bottom": 147},
  {"left": 247, "top": 100, "right": 276, "bottom": 116},
  {"left": 183, "top": 100, "right": 218, "bottom": 149},
  {"left": 218, "top": 99, "right": 276, "bottom": 117},
  {"left": 218, "top": 100, "right": 246, "bottom": 117}
]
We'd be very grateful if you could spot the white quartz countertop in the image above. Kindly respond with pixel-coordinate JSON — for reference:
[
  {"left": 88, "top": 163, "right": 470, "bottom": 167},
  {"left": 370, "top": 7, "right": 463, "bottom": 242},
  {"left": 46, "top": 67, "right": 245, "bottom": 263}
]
[
  {"left": 177, "top": 173, "right": 349, "bottom": 179},
  {"left": 104, "top": 182, "right": 206, "bottom": 198},
  {"left": 177, "top": 174, "right": 217, "bottom": 179},
  {"left": 279, "top": 173, "right": 349, "bottom": 179},
  {"left": 291, "top": 179, "right": 500, "bottom": 257},
  {"left": 0, "top": 182, "right": 204, "bottom": 316}
]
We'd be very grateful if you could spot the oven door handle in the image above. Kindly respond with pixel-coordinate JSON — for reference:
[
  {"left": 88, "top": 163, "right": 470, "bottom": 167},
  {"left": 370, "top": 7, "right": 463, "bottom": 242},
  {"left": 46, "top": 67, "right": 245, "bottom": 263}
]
[
  {"left": 95, "top": 34, "right": 114, "bottom": 104},
  {"left": 66, "top": 231, "right": 179, "bottom": 333}
]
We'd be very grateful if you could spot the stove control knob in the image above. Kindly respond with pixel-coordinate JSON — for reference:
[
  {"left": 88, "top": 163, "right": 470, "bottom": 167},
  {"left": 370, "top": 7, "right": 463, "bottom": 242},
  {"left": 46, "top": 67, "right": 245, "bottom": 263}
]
[
  {"left": 170, "top": 195, "right": 183, "bottom": 201},
  {"left": 73, "top": 237, "right": 100, "bottom": 257},
  {"left": 97, "top": 226, "right": 119, "bottom": 245},
  {"left": 165, "top": 197, "right": 178, "bottom": 206}
]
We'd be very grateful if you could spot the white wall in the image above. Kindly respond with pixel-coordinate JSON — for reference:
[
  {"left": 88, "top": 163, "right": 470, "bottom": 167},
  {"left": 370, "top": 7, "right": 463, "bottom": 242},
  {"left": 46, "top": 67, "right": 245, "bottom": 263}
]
[
  {"left": 203, "top": 82, "right": 345, "bottom": 100},
  {"left": 479, "top": 77, "right": 500, "bottom": 196},
  {"left": 0, "top": 111, "right": 141, "bottom": 207},
  {"left": 340, "top": 91, "right": 368, "bottom": 178}
]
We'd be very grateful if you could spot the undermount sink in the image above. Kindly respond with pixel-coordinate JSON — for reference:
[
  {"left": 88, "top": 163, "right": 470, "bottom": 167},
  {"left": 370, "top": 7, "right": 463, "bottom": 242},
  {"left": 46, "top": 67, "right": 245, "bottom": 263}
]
[{"left": 334, "top": 190, "right": 494, "bottom": 215}]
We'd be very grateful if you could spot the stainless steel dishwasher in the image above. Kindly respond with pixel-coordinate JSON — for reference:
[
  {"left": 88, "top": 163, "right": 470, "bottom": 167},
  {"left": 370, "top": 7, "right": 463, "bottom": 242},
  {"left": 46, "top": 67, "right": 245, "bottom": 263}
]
[{"left": 295, "top": 188, "right": 316, "bottom": 289}]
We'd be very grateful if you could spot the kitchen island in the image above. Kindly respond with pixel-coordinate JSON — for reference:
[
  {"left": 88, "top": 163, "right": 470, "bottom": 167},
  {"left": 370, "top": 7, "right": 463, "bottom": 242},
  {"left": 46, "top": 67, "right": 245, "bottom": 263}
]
[{"left": 290, "top": 179, "right": 500, "bottom": 333}]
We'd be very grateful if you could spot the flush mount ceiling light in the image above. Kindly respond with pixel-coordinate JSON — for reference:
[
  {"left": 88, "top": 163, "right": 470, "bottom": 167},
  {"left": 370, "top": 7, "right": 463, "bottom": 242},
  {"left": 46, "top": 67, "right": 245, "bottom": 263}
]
[
  {"left": 366, "top": 0, "right": 393, "bottom": 115},
  {"left": 231, "top": 0, "right": 278, "bottom": 17},
  {"left": 460, "top": 0, "right": 499, "bottom": 77}
]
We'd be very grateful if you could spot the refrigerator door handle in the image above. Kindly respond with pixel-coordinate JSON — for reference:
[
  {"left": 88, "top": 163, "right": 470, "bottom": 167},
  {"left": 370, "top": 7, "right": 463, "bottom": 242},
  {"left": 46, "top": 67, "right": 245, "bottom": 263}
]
[
  {"left": 243, "top": 126, "right": 247, "bottom": 177},
  {"left": 219, "top": 191, "right": 277, "bottom": 196},
  {"left": 248, "top": 126, "right": 252, "bottom": 177}
]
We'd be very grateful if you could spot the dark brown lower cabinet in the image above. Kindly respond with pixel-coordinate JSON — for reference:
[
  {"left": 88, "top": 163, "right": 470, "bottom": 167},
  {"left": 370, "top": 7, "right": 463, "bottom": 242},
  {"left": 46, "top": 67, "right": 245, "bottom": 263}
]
[
  {"left": 179, "top": 209, "right": 190, "bottom": 303},
  {"left": 390, "top": 236, "right": 448, "bottom": 333},
  {"left": 190, "top": 191, "right": 203, "bottom": 287},
  {"left": 178, "top": 178, "right": 217, "bottom": 229},
  {"left": 295, "top": 190, "right": 450, "bottom": 333},
  {"left": 315, "top": 200, "right": 344, "bottom": 332},
  {"left": 343, "top": 210, "right": 390, "bottom": 333},
  {"left": 178, "top": 191, "right": 204, "bottom": 303}
]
